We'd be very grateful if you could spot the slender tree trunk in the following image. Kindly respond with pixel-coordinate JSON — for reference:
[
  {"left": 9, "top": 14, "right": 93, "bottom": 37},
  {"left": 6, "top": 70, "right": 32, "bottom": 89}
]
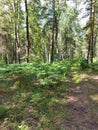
[
  {"left": 12, "top": 42, "right": 15, "bottom": 63},
  {"left": 55, "top": 15, "right": 59, "bottom": 61},
  {"left": 17, "top": 32, "right": 21, "bottom": 64},
  {"left": 91, "top": 0, "right": 96, "bottom": 62},
  {"left": 64, "top": 31, "right": 68, "bottom": 59},
  {"left": 51, "top": 0, "right": 55, "bottom": 63},
  {"left": 87, "top": 37, "right": 91, "bottom": 63},
  {"left": 48, "top": 35, "right": 51, "bottom": 63},
  {"left": 15, "top": 23, "right": 21, "bottom": 64},
  {"left": 93, "top": 35, "right": 97, "bottom": 56},
  {"left": 17, "top": 0, "right": 21, "bottom": 64},
  {"left": 87, "top": 0, "right": 93, "bottom": 63},
  {"left": 2, "top": 34, "right": 9, "bottom": 64},
  {"left": 25, "top": 0, "right": 30, "bottom": 63},
  {"left": 44, "top": 42, "right": 48, "bottom": 62},
  {"left": 90, "top": 0, "right": 93, "bottom": 63},
  {"left": 14, "top": 24, "right": 17, "bottom": 63},
  {"left": 88, "top": 0, "right": 96, "bottom": 63},
  {"left": 13, "top": 0, "right": 17, "bottom": 63}
]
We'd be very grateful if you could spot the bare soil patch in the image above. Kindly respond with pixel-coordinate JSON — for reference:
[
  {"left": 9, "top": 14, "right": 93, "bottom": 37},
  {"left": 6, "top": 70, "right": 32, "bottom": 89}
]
[{"left": 62, "top": 72, "right": 98, "bottom": 130}]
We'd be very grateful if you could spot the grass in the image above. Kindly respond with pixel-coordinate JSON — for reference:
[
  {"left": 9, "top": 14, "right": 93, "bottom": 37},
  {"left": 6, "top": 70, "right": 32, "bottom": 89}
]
[
  {"left": 1, "top": 60, "right": 98, "bottom": 129},
  {"left": 0, "top": 61, "right": 71, "bottom": 129}
]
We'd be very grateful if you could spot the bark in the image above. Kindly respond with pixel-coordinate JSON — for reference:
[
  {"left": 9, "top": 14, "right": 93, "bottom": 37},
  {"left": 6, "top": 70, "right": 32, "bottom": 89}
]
[
  {"left": 13, "top": 0, "right": 17, "bottom": 63},
  {"left": 90, "top": 0, "right": 93, "bottom": 63},
  {"left": 93, "top": 35, "right": 97, "bottom": 56},
  {"left": 17, "top": 1, "right": 21, "bottom": 64},
  {"left": 64, "top": 31, "right": 68, "bottom": 59},
  {"left": 87, "top": 0, "right": 96, "bottom": 63},
  {"left": 2, "top": 34, "right": 9, "bottom": 64},
  {"left": 51, "top": 0, "right": 55, "bottom": 63},
  {"left": 44, "top": 42, "right": 48, "bottom": 62},
  {"left": 25, "top": 0, "right": 30, "bottom": 63},
  {"left": 55, "top": 15, "right": 59, "bottom": 61},
  {"left": 87, "top": 36, "right": 91, "bottom": 63},
  {"left": 91, "top": 0, "right": 96, "bottom": 62},
  {"left": 87, "top": 0, "right": 94, "bottom": 63},
  {"left": 12, "top": 42, "right": 15, "bottom": 63}
]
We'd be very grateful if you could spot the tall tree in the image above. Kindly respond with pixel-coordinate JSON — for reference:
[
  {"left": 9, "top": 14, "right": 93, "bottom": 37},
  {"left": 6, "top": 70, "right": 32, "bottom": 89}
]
[
  {"left": 51, "top": 0, "right": 55, "bottom": 62},
  {"left": 87, "top": 0, "right": 96, "bottom": 63},
  {"left": 25, "top": 0, "right": 30, "bottom": 63}
]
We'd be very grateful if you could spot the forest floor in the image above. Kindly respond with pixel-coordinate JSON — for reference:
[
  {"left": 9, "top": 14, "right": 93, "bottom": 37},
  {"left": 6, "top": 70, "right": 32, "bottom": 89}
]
[
  {"left": 62, "top": 70, "right": 98, "bottom": 130},
  {"left": 0, "top": 67, "right": 98, "bottom": 130}
]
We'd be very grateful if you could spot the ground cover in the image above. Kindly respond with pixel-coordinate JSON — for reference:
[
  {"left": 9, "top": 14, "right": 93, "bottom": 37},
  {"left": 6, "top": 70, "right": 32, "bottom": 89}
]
[{"left": 0, "top": 61, "right": 98, "bottom": 130}]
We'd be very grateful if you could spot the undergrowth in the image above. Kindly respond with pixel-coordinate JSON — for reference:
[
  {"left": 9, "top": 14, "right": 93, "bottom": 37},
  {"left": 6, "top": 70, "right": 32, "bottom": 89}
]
[
  {"left": 0, "top": 60, "right": 98, "bottom": 129},
  {"left": 0, "top": 60, "right": 71, "bottom": 129},
  {"left": 80, "top": 59, "right": 98, "bottom": 71}
]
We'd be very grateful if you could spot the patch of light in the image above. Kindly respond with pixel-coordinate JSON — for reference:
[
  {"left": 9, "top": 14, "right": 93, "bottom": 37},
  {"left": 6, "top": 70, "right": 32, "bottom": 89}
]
[
  {"left": 66, "top": 0, "right": 75, "bottom": 7},
  {"left": 67, "top": 0, "right": 88, "bottom": 27},
  {"left": 78, "top": 2, "right": 89, "bottom": 27},
  {"left": 40, "top": 0, "right": 44, "bottom": 5},
  {"left": 21, "top": 2, "right": 25, "bottom": 11}
]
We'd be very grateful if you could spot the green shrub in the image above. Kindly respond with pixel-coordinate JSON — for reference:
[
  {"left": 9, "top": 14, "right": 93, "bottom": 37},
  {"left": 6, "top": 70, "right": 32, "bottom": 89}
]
[
  {"left": 0, "top": 60, "right": 72, "bottom": 87},
  {"left": 0, "top": 106, "right": 6, "bottom": 117},
  {"left": 89, "top": 63, "right": 98, "bottom": 71},
  {"left": 80, "top": 59, "right": 89, "bottom": 70}
]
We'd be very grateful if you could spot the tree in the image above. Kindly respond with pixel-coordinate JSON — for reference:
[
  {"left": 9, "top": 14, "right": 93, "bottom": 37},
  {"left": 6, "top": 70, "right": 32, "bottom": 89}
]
[
  {"left": 51, "top": 0, "right": 55, "bottom": 62},
  {"left": 25, "top": 0, "right": 30, "bottom": 63},
  {"left": 86, "top": 0, "right": 97, "bottom": 63}
]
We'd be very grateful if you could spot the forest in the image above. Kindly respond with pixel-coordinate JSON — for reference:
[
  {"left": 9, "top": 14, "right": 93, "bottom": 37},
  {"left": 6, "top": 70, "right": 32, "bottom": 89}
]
[{"left": 0, "top": 0, "right": 98, "bottom": 129}]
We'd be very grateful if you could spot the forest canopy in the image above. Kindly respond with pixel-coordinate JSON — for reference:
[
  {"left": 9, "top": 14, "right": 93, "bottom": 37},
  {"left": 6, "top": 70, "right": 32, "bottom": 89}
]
[{"left": 0, "top": 0, "right": 98, "bottom": 64}]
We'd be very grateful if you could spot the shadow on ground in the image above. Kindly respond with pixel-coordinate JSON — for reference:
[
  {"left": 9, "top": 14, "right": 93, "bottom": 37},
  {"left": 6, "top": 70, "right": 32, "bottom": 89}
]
[{"left": 0, "top": 72, "right": 98, "bottom": 130}]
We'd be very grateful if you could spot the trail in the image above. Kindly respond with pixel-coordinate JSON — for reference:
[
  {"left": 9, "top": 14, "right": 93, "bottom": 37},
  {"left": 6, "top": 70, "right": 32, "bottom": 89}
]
[
  {"left": 0, "top": 71, "right": 98, "bottom": 130},
  {"left": 63, "top": 71, "right": 98, "bottom": 130}
]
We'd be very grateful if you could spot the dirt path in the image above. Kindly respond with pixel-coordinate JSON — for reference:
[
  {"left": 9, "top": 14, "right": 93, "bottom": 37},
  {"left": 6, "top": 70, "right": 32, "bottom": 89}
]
[
  {"left": 63, "top": 72, "right": 98, "bottom": 130},
  {"left": 0, "top": 71, "right": 98, "bottom": 130}
]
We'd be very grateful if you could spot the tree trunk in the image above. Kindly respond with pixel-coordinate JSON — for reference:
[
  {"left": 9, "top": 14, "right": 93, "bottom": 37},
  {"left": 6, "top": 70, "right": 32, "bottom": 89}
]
[
  {"left": 17, "top": 1, "right": 21, "bottom": 64},
  {"left": 87, "top": 0, "right": 94, "bottom": 63},
  {"left": 2, "top": 34, "right": 9, "bottom": 64},
  {"left": 55, "top": 15, "right": 59, "bottom": 61},
  {"left": 25, "top": 0, "right": 30, "bottom": 63},
  {"left": 87, "top": 36, "right": 91, "bottom": 63},
  {"left": 90, "top": 0, "right": 93, "bottom": 63},
  {"left": 88, "top": 0, "right": 96, "bottom": 63},
  {"left": 51, "top": 0, "right": 55, "bottom": 63}
]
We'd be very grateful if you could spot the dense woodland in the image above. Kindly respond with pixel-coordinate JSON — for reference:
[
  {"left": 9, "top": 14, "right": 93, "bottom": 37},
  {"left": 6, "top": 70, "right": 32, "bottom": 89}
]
[
  {"left": 0, "top": 0, "right": 98, "bottom": 130},
  {"left": 0, "top": 0, "right": 98, "bottom": 64}
]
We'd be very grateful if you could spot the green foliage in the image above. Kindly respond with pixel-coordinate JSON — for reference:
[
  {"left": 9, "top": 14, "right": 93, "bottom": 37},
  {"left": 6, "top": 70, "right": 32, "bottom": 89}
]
[
  {"left": 89, "top": 63, "right": 98, "bottom": 71},
  {"left": 80, "top": 59, "right": 98, "bottom": 71},
  {"left": 0, "top": 106, "right": 6, "bottom": 117},
  {"left": 0, "top": 60, "right": 71, "bottom": 87},
  {"left": 0, "top": 61, "right": 71, "bottom": 128},
  {"left": 18, "top": 122, "right": 29, "bottom": 130},
  {"left": 80, "top": 59, "right": 89, "bottom": 70}
]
